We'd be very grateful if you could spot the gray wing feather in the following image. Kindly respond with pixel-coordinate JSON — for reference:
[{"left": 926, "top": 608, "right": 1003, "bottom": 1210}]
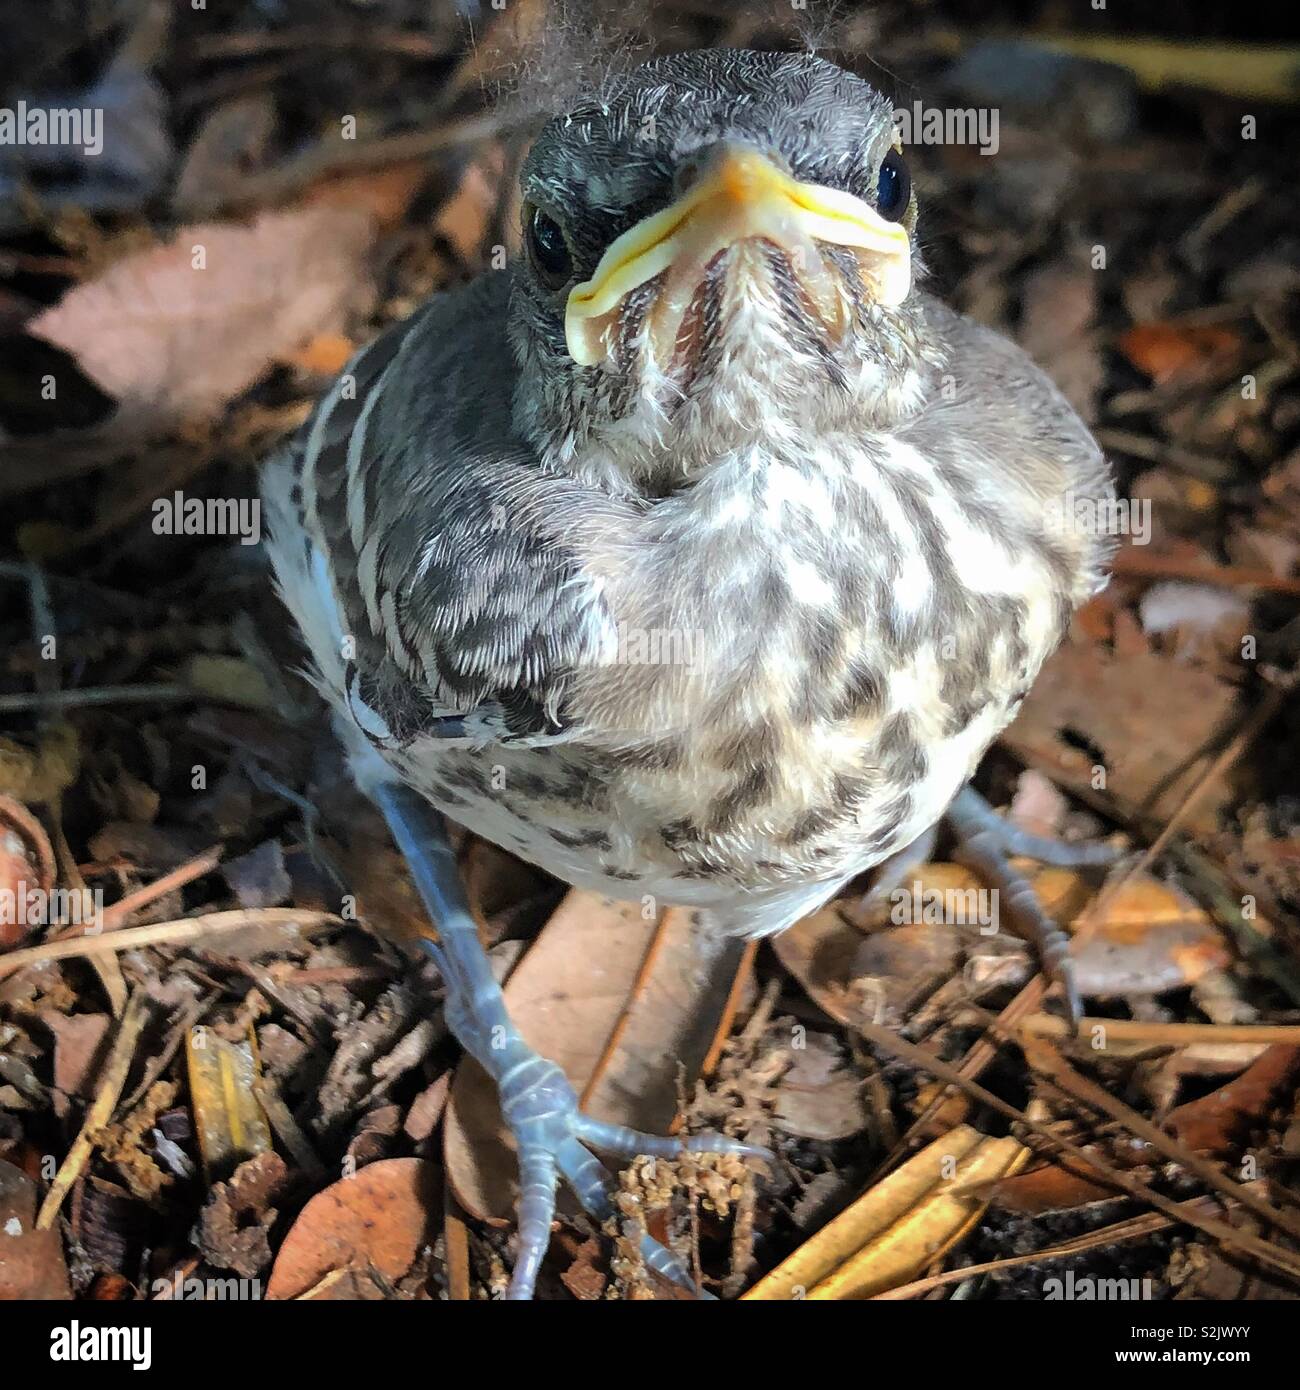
[{"left": 291, "top": 273, "right": 618, "bottom": 745}]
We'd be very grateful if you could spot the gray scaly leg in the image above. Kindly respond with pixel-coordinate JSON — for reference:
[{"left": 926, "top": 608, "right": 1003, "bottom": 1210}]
[
  {"left": 945, "top": 785, "right": 1119, "bottom": 1025},
  {"left": 372, "top": 781, "right": 764, "bottom": 1299}
]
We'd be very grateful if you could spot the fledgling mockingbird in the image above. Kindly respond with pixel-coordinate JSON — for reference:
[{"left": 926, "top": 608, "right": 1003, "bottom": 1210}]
[{"left": 263, "top": 48, "right": 1116, "bottom": 1298}]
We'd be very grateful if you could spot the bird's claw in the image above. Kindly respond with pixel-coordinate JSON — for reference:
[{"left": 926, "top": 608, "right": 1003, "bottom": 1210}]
[
  {"left": 495, "top": 1057, "right": 766, "bottom": 1299},
  {"left": 945, "top": 786, "right": 1120, "bottom": 1027}
]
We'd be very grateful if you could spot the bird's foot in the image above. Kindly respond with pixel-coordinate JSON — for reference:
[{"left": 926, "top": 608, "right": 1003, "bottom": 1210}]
[
  {"left": 945, "top": 786, "right": 1120, "bottom": 1026},
  {"left": 371, "top": 780, "right": 765, "bottom": 1299},
  {"left": 477, "top": 1044, "right": 761, "bottom": 1299}
]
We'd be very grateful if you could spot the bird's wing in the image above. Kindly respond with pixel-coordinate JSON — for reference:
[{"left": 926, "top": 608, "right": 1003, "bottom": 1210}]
[
  {"left": 265, "top": 272, "right": 622, "bottom": 747},
  {"left": 910, "top": 293, "right": 1115, "bottom": 610}
]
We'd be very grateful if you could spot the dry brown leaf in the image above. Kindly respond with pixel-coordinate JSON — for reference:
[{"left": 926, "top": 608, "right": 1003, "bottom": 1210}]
[
  {"left": 1165, "top": 1045, "right": 1300, "bottom": 1155},
  {"left": 28, "top": 203, "right": 381, "bottom": 419},
  {"left": 42, "top": 1011, "right": 113, "bottom": 1114},
  {"left": 444, "top": 891, "right": 747, "bottom": 1223},
  {"left": 1117, "top": 321, "right": 1243, "bottom": 386},
  {"left": 265, "top": 1157, "right": 439, "bottom": 1300},
  {"left": 768, "top": 1032, "right": 871, "bottom": 1142},
  {"left": 978, "top": 1157, "right": 1128, "bottom": 1215},
  {"left": 1003, "top": 641, "right": 1239, "bottom": 834},
  {"left": 172, "top": 93, "right": 276, "bottom": 213},
  {"left": 1018, "top": 260, "right": 1102, "bottom": 420},
  {"left": 435, "top": 145, "right": 507, "bottom": 263},
  {"left": 0, "top": 1159, "right": 71, "bottom": 1299},
  {"left": 287, "top": 332, "right": 355, "bottom": 376},
  {"left": 744, "top": 1125, "right": 1026, "bottom": 1299}
]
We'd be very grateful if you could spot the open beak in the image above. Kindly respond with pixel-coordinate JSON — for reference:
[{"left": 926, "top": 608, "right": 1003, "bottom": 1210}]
[{"left": 565, "top": 143, "right": 911, "bottom": 368}]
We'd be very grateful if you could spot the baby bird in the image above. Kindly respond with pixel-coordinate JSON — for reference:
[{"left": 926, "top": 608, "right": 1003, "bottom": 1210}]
[{"left": 263, "top": 48, "right": 1115, "bottom": 1298}]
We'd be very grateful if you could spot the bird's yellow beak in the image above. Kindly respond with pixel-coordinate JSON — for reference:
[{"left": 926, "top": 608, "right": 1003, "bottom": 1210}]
[{"left": 565, "top": 144, "right": 911, "bottom": 368}]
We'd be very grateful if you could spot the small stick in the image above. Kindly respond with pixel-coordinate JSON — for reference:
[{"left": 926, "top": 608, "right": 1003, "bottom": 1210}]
[
  {"left": 1111, "top": 546, "right": 1300, "bottom": 597},
  {"left": 853, "top": 1019, "right": 1300, "bottom": 1281},
  {"left": 92, "top": 846, "right": 225, "bottom": 937},
  {"left": 0, "top": 909, "right": 337, "bottom": 977},
  {"left": 37, "top": 991, "right": 151, "bottom": 1228},
  {"left": 1021, "top": 1015, "right": 1300, "bottom": 1046},
  {"left": 253, "top": 1076, "right": 327, "bottom": 1184},
  {"left": 0, "top": 684, "right": 191, "bottom": 714}
]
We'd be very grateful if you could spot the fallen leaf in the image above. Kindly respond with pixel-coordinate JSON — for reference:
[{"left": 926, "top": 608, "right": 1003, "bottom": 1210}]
[
  {"left": 265, "top": 1157, "right": 439, "bottom": 1300},
  {"left": 0, "top": 1159, "right": 71, "bottom": 1298},
  {"left": 1117, "top": 322, "right": 1242, "bottom": 386},
  {"left": 435, "top": 145, "right": 507, "bottom": 263},
  {"left": 744, "top": 1125, "right": 1027, "bottom": 1299},
  {"left": 978, "top": 1157, "right": 1130, "bottom": 1215},
  {"left": 221, "top": 840, "right": 291, "bottom": 910},
  {"left": 1165, "top": 1045, "right": 1300, "bottom": 1155},
  {"left": 1139, "top": 581, "right": 1251, "bottom": 640},
  {"left": 29, "top": 203, "right": 381, "bottom": 419},
  {"left": 41, "top": 1011, "right": 112, "bottom": 1113},
  {"left": 0, "top": 796, "right": 56, "bottom": 948},
  {"left": 1018, "top": 260, "right": 1102, "bottom": 420},
  {"left": 772, "top": 1040, "right": 869, "bottom": 1141},
  {"left": 1003, "top": 641, "right": 1239, "bottom": 834},
  {"left": 444, "top": 891, "right": 748, "bottom": 1223},
  {"left": 182, "top": 654, "right": 275, "bottom": 711},
  {"left": 287, "top": 332, "right": 355, "bottom": 376},
  {"left": 777, "top": 862, "right": 1227, "bottom": 1027}
]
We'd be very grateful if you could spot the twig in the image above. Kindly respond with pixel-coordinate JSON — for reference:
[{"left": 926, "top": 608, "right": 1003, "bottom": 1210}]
[
  {"left": 0, "top": 684, "right": 192, "bottom": 714},
  {"left": 93, "top": 846, "right": 225, "bottom": 937},
  {"left": 1020, "top": 1015, "right": 1300, "bottom": 1045},
  {"left": 1021, "top": 1037, "right": 1300, "bottom": 1245},
  {"left": 36, "top": 991, "right": 151, "bottom": 1228},
  {"left": 1110, "top": 546, "right": 1300, "bottom": 597},
  {"left": 0, "top": 909, "right": 338, "bottom": 977}
]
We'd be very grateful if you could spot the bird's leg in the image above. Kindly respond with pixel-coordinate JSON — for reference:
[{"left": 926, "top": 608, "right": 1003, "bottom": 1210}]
[
  {"left": 944, "top": 785, "right": 1120, "bottom": 1024},
  {"left": 371, "top": 780, "right": 761, "bottom": 1299},
  {"left": 857, "top": 823, "right": 939, "bottom": 913}
]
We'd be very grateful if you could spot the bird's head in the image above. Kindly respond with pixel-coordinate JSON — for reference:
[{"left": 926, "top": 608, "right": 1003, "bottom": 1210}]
[{"left": 508, "top": 48, "right": 941, "bottom": 489}]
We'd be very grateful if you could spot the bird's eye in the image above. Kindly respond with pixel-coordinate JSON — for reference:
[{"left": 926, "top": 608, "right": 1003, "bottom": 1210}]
[
  {"left": 875, "top": 149, "right": 911, "bottom": 222},
  {"left": 525, "top": 205, "right": 572, "bottom": 288}
]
